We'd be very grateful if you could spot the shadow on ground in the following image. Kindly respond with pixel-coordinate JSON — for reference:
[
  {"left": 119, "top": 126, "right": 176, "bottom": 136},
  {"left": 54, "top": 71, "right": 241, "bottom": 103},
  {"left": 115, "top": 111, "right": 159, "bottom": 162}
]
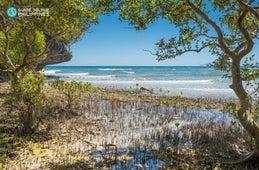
[
  {"left": 49, "top": 160, "right": 93, "bottom": 170},
  {"left": 0, "top": 110, "right": 51, "bottom": 164}
]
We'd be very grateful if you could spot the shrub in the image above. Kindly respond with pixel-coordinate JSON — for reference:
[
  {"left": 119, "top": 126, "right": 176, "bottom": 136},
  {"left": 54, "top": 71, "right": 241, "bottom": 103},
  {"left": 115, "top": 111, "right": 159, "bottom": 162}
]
[
  {"left": 48, "top": 79, "right": 92, "bottom": 108},
  {"left": 7, "top": 72, "right": 47, "bottom": 133}
]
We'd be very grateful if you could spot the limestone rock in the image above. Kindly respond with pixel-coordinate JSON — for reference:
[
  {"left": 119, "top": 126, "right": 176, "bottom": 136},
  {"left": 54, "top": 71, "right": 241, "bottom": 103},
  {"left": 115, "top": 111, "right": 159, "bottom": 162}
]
[{"left": 36, "top": 35, "right": 72, "bottom": 70}]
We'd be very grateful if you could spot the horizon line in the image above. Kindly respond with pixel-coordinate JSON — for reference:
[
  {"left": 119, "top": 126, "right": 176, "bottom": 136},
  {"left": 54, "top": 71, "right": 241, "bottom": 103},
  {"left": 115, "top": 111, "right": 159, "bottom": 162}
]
[{"left": 46, "top": 65, "right": 211, "bottom": 67}]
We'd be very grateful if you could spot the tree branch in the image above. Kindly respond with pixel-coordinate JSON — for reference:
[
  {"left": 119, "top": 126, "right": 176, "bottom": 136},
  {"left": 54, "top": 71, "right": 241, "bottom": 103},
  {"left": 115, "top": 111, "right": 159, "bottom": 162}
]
[
  {"left": 22, "top": 28, "right": 38, "bottom": 67},
  {"left": 177, "top": 44, "right": 211, "bottom": 54},
  {"left": 199, "top": 33, "right": 218, "bottom": 39},
  {"left": 237, "top": 0, "right": 259, "bottom": 20},
  {"left": 237, "top": 4, "right": 254, "bottom": 59},
  {"left": 15, "top": 30, "right": 69, "bottom": 73},
  {"left": 185, "top": 0, "right": 235, "bottom": 57},
  {"left": 32, "top": 31, "right": 68, "bottom": 60},
  {"left": 22, "top": 29, "right": 31, "bottom": 65},
  {"left": 155, "top": 39, "right": 216, "bottom": 61},
  {"left": 234, "top": 42, "right": 247, "bottom": 53},
  {"left": 0, "top": 25, "right": 15, "bottom": 70},
  {"left": 0, "top": 69, "right": 13, "bottom": 75}
]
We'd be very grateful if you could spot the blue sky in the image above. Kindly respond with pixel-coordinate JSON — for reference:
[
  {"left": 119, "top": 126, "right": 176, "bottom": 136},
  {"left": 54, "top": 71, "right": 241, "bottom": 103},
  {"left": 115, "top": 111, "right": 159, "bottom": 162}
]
[{"left": 59, "top": 14, "right": 259, "bottom": 66}]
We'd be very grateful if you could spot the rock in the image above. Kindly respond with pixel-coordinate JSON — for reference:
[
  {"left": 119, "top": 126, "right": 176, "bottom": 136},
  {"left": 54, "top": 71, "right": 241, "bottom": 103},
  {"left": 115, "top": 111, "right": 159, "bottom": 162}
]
[
  {"left": 0, "top": 35, "right": 71, "bottom": 82},
  {"left": 36, "top": 34, "right": 72, "bottom": 70}
]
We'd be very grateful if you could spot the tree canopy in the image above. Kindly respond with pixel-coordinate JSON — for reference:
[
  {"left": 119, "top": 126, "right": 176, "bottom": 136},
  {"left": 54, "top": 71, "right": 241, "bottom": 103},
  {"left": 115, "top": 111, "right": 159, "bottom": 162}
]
[{"left": 0, "top": 0, "right": 99, "bottom": 78}]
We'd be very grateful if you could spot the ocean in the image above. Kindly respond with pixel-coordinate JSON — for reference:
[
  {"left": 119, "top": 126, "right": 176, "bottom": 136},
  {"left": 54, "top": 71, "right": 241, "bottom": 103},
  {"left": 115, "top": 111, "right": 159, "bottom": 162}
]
[{"left": 42, "top": 66, "right": 235, "bottom": 98}]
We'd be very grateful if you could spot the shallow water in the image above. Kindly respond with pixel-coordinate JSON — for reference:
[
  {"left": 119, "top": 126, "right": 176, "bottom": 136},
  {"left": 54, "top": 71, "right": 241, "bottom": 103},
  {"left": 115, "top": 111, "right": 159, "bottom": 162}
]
[
  {"left": 77, "top": 97, "right": 243, "bottom": 169},
  {"left": 43, "top": 66, "right": 236, "bottom": 98}
]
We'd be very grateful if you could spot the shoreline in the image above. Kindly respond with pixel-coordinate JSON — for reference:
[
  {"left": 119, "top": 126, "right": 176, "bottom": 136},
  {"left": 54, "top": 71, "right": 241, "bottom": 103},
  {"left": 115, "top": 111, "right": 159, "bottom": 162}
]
[
  {"left": 51, "top": 82, "right": 235, "bottom": 98},
  {"left": 42, "top": 65, "right": 236, "bottom": 99},
  {"left": 88, "top": 86, "right": 238, "bottom": 111},
  {"left": 1, "top": 83, "right": 256, "bottom": 169}
]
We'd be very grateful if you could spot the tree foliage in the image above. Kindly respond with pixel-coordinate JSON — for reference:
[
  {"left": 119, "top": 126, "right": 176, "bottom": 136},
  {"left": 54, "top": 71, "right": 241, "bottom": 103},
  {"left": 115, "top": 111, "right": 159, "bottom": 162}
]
[
  {"left": 48, "top": 79, "right": 92, "bottom": 109},
  {"left": 0, "top": 0, "right": 99, "bottom": 78}
]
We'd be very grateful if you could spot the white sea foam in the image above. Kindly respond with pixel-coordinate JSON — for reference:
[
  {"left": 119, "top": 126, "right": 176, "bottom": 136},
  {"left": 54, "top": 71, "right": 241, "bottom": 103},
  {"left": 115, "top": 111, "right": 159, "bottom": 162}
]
[
  {"left": 85, "top": 75, "right": 116, "bottom": 79},
  {"left": 41, "top": 70, "right": 61, "bottom": 75},
  {"left": 61, "top": 74, "right": 115, "bottom": 80},
  {"left": 122, "top": 71, "right": 135, "bottom": 74},
  {"left": 43, "top": 72, "right": 90, "bottom": 78},
  {"left": 98, "top": 68, "right": 129, "bottom": 71},
  {"left": 62, "top": 73, "right": 90, "bottom": 76}
]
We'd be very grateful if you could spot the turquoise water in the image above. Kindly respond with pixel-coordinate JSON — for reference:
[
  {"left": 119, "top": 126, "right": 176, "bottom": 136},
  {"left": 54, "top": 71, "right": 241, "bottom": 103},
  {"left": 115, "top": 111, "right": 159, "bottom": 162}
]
[{"left": 43, "top": 66, "right": 235, "bottom": 98}]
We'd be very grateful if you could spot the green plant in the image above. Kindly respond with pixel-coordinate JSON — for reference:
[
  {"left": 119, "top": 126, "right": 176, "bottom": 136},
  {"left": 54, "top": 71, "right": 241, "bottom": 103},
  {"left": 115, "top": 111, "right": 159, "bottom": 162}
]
[
  {"left": 172, "top": 95, "right": 180, "bottom": 101},
  {"left": 159, "top": 88, "right": 163, "bottom": 93},
  {"left": 223, "top": 102, "right": 238, "bottom": 117},
  {"left": 111, "top": 94, "right": 116, "bottom": 100},
  {"left": 7, "top": 72, "right": 47, "bottom": 133},
  {"left": 48, "top": 79, "right": 92, "bottom": 108},
  {"left": 162, "top": 97, "right": 170, "bottom": 105}
]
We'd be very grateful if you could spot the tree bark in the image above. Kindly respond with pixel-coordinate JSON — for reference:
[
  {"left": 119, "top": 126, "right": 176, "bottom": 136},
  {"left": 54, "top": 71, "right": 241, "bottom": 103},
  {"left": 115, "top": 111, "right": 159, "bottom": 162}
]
[
  {"left": 231, "top": 57, "right": 259, "bottom": 162},
  {"left": 22, "top": 105, "right": 34, "bottom": 134}
]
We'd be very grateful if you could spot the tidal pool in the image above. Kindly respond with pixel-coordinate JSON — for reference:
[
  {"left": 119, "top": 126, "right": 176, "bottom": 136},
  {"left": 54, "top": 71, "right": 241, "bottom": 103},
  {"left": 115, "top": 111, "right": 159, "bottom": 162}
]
[{"left": 76, "top": 98, "right": 244, "bottom": 169}]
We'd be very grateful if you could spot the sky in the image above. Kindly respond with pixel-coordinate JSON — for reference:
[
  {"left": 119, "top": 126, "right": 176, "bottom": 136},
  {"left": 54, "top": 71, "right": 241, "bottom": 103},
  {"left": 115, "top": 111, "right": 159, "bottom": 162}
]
[{"left": 58, "top": 13, "right": 259, "bottom": 66}]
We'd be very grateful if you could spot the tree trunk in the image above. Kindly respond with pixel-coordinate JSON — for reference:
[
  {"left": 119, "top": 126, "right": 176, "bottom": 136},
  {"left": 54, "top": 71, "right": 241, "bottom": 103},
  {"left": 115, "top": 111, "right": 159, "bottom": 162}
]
[
  {"left": 7, "top": 71, "right": 18, "bottom": 85},
  {"left": 231, "top": 58, "right": 259, "bottom": 162},
  {"left": 255, "top": 135, "right": 259, "bottom": 157},
  {"left": 8, "top": 71, "right": 35, "bottom": 133},
  {"left": 22, "top": 105, "right": 34, "bottom": 134}
]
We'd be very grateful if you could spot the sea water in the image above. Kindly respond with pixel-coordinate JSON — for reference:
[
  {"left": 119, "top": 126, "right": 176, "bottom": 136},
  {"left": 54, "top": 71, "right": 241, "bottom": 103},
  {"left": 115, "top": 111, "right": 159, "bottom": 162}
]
[{"left": 42, "top": 66, "right": 235, "bottom": 98}]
